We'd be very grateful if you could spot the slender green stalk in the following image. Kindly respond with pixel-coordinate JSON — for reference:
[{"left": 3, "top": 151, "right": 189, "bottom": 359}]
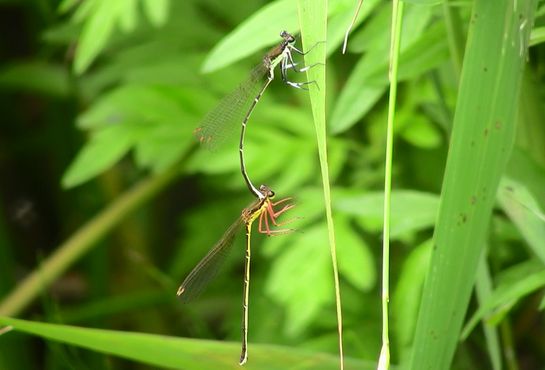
[
  {"left": 0, "top": 164, "right": 182, "bottom": 316},
  {"left": 378, "top": 2, "right": 404, "bottom": 370}
]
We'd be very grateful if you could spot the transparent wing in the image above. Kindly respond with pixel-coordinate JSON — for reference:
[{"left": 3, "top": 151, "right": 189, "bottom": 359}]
[
  {"left": 194, "top": 63, "right": 268, "bottom": 151},
  {"left": 177, "top": 217, "right": 244, "bottom": 303}
]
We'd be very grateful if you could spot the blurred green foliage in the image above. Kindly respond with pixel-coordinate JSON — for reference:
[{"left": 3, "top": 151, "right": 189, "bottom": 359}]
[{"left": 0, "top": 0, "right": 545, "bottom": 369}]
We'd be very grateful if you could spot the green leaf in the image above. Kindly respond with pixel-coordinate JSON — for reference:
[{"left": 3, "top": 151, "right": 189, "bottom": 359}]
[
  {"left": 134, "top": 125, "right": 191, "bottom": 172},
  {"left": 265, "top": 225, "right": 332, "bottom": 336},
  {"left": 335, "top": 190, "right": 439, "bottom": 238},
  {"left": 143, "top": 0, "right": 169, "bottom": 27},
  {"left": 403, "top": 0, "right": 442, "bottom": 4},
  {"left": 474, "top": 256, "right": 502, "bottom": 370},
  {"left": 0, "top": 62, "right": 70, "bottom": 97},
  {"left": 202, "top": 0, "right": 298, "bottom": 73},
  {"left": 0, "top": 316, "right": 372, "bottom": 370},
  {"left": 336, "top": 215, "right": 376, "bottom": 291},
  {"left": 74, "top": 0, "right": 169, "bottom": 74},
  {"left": 201, "top": 0, "right": 361, "bottom": 73},
  {"left": 409, "top": 1, "right": 537, "bottom": 368},
  {"left": 61, "top": 125, "right": 135, "bottom": 188},
  {"left": 118, "top": 0, "right": 138, "bottom": 33},
  {"left": 327, "top": 0, "right": 383, "bottom": 54},
  {"left": 330, "top": 5, "right": 443, "bottom": 133},
  {"left": 71, "top": 84, "right": 197, "bottom": 175},
  {"left": 392, "top": 239, "right": 432, "bottom": 361},
  {"left": 529, "top": 26, "right": 545, "bottom": 46},
  {"left": 57, "top": 0, "right": 80, "bottom": 14},
  {"left": 499, "top": 176, "right": 545, "bottom": 263},
  {"left": 77, "top": 85, "right": 198, "bottom": 130},
  {"left": 500, "top": 149, "right": 545, "bottom": 262},
  {"left": 461, "top": 260, "right": 545, "bottom": 338},
  {"left": 74, "top": 0, "right": 119, "bottom": 74},
  {"left": 399, "top": 113, "right": 442, "bottom": 149}
]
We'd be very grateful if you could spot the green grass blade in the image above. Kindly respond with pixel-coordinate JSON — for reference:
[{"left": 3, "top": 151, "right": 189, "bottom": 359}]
[
  {"left": 409, "top": 0, "right": 537, "bottom": 369},
  {"left": 475, "top": 255, "right": 502, "bottom": 370},
  {"left": 297, "top": 1, "right": 344, "bottom": 369},
  {"left": 0, "top": 316, "right": 374, "bottom": 370},
  {"left": 462, "top": 262, "right": 545, "bottom": 338}
]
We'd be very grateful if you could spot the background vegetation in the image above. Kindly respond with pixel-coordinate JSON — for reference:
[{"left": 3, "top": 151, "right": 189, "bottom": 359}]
[{"left": 0, "top": 0, "right": 544, "bottom": 369}]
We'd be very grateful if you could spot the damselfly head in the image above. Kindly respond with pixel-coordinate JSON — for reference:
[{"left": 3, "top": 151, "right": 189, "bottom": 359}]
[
  {"left": 258, "top": 184, "right": 275, "bottom": 199},
  {"left": 280, "top": 30, "right": 295, "bottom": 44}
]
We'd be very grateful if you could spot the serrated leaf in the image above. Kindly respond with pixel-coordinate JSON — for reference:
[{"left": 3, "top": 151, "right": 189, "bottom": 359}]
[{"left": 74, "top": 0, "right": 118, "bottom": 74}]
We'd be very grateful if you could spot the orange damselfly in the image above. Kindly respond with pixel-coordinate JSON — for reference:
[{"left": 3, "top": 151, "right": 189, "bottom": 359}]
[{"left": 177, "top": 185, "right": 295, "bottom": 365}]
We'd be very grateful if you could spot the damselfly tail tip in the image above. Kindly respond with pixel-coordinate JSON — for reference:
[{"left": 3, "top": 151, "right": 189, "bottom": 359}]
[{"left": 239, "top": 352, "right": 248, "bottom": 366}]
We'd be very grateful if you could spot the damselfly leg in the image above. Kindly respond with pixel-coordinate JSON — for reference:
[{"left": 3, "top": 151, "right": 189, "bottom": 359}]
[
  {"left": 279, "top": 38, "right": 324, "bottom": 90},
  {"left": 255, "top": 196, "right": 298, "bottom": 235}
]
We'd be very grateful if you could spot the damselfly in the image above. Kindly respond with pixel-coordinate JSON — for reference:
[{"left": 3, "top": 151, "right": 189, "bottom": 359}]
[
  {"left": 195, "top": 31, "right": 320, "bottom": 199},
  {"left": 177, "top": 185, "right": 295, "bottom": 365}
]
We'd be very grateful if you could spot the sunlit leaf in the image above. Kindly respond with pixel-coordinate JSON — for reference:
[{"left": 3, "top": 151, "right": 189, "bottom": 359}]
[
  {"left": 0, "top": 316, "right": 372, "bottom": 370},
  {"left": 62, "top": 125, "right": 135, "bottom": 188}
]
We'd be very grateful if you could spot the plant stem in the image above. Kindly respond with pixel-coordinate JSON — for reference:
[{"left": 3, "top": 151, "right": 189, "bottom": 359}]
[{"left": 0, "top": 164, "right": 181, "bottom": 317}]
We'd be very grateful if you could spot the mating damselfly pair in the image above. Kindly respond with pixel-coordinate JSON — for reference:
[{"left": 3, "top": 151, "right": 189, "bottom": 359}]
[{"left": 177, "top": 30, "right": 320, "bottom": 365}]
